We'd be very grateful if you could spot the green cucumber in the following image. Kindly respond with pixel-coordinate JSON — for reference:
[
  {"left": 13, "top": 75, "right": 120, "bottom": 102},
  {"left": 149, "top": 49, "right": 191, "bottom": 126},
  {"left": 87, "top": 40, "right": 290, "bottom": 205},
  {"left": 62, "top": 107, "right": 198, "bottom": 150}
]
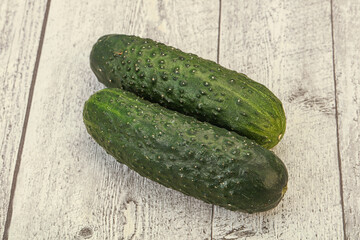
[
  {"left": 83, "top": 88, "right": 288, "bottom": 213},
  {"left": 90, "top": 34, "right": 286, "bottom": 149}
]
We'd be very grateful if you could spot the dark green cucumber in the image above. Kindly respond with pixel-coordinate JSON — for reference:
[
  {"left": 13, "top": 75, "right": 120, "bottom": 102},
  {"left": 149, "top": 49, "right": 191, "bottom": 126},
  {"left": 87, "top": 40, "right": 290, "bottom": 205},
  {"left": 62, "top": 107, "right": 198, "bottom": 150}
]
[
  {"left": 90, "top": 34, "right": 286, "bottom": 149},
  {"left": 83, "top": 88, "right": 288, "bottom": 213}
]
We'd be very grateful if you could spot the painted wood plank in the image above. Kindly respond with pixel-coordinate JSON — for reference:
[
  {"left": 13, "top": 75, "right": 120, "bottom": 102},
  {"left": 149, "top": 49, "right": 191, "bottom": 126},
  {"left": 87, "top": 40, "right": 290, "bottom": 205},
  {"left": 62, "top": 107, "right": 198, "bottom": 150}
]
[
  {"left": 213, "top": 1, "right": 344, "bottom": 239},
  {"left": 7, "top": 0, "right": 219, "bottom": 239},
  {"left": 0, "top": 0, "right": 47, "bottom": 236},
  {"left": 332, "top": 0, "right": 360, "bottom": 239}
]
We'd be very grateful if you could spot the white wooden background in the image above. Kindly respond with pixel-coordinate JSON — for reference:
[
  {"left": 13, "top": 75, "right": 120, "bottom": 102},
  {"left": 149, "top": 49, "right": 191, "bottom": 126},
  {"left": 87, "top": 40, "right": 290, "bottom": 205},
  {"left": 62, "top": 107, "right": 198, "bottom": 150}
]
[{"left": 0, "top": 0, "right": 359, "bottom": 239}]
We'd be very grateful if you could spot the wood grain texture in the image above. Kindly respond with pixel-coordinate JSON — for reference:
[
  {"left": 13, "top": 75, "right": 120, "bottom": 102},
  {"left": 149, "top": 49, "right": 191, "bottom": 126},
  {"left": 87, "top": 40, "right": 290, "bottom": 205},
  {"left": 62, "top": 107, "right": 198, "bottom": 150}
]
[
  {"left": 332, "top": 0, "right": 360, "bottom": 239},
  {"left": 0, "top": 0, "right": 47, "bottom": 236},
  {"left": 213, "top": 1, "right": 344, "bottom": 239},
  {"left": 7, "top": 0, "right": 219, "bottom": 239}
]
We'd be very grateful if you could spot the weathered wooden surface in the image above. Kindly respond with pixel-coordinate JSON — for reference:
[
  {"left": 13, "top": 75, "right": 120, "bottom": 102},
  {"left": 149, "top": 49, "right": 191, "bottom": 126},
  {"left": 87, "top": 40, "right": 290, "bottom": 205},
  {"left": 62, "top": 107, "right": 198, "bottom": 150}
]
[
  {"left": 213, "top": 0, "right": 344, "bottom": 239},
  {"left": 2, "top": 0, "right": 360, "bottom": 239},
  {"left": 333, "top": 0, "right": 360, "bottom": 239},
  {"left": 6, "top": 0, "right": 218, "bottom": 239},
  {"left": 0, "top": 0, "right": 47, "bottom": 237}
]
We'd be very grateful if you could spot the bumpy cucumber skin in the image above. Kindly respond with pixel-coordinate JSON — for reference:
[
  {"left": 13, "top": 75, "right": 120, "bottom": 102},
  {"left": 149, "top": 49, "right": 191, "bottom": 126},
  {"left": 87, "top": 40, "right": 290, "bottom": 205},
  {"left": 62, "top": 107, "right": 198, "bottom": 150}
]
[
  {"left": 90, "top": 34, "right": 286, "bottom": 149},
  {"left": 83, "top": 88, "right": 288, "bottom": 213}
]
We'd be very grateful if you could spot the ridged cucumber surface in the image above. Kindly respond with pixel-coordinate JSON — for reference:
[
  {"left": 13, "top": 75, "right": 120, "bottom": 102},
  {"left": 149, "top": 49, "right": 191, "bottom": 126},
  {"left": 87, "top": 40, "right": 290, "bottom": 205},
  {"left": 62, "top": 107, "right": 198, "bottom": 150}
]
[
  {"left": 83, "top": 88, "right": 288, "bottom": 213},
  {"left": 90, "top": 34, "right": 286, "bottom": 149}
]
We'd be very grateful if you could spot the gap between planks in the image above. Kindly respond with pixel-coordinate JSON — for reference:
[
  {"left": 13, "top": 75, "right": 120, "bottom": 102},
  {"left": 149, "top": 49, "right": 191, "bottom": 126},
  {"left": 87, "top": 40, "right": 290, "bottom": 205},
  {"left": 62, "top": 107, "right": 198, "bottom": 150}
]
[
  {"left": 330, "top": 0, "right": 346, "bottom": 239},
  {"left": 211, "top": 1, "right": 222, "bottom": 239},
  {"left": 2, "top": 0, "right": 52, "bottom": 239}
]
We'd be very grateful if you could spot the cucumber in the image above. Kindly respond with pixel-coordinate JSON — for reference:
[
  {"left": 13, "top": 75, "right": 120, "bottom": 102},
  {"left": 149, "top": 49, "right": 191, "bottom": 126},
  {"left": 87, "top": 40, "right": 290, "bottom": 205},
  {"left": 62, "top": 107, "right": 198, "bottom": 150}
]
[
  {"left": 90, "top": 34, "right": 286, "bottom": 149},
  {"left": 83, "top": 88, "right": 288, "bottom": 213}
]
